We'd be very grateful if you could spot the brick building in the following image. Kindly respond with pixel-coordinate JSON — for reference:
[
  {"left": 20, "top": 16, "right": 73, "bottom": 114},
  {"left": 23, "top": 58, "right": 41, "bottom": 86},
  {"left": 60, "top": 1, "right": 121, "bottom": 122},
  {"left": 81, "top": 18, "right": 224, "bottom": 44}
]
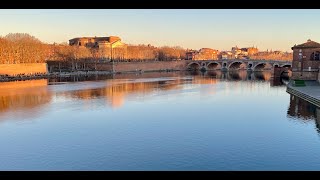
[
  {"left": 219, "top": 51, "right": 233, "bottom": 60},
  {"left": 291, "top": 39, "right": 320, "bottom": 81},
  {"left": 245, "top": 47, "right": 259, "bottom": 55},
  {"left": 69, "top": 36, "right": 127, "bottom": 61},
  {"left": 186, "top": 48, "right": 219, "bottom": 60},
  {"left": 231, "top": 46, "right": 258, "bottom": 59},
  {"left": 198, "top": 48, "right": 219, "bottom": 60},
  {"left": 186, "top": 50, "right": 198, "bottom": 60}
]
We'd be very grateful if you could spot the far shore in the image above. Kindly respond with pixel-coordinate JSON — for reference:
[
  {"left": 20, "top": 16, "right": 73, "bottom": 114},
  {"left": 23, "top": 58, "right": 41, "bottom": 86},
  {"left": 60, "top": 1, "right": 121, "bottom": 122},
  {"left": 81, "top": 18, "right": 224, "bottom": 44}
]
[{"left": 0, "top": 69, "right": 183, "bottom": 83}]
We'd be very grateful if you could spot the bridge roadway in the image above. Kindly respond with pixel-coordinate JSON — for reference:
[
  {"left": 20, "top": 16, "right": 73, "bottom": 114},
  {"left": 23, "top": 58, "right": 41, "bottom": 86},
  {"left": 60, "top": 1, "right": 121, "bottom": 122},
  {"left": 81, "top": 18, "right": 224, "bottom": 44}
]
[{"left": 186, "top": 59, "right": 292, "bottom": 71}]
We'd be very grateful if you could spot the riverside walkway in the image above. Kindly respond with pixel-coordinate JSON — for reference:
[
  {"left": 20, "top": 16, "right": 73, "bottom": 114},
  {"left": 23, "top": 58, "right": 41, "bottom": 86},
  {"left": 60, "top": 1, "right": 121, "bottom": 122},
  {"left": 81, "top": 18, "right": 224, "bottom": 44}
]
[{"left": 287, "top": 81, "right": 320, "bottom": 107}]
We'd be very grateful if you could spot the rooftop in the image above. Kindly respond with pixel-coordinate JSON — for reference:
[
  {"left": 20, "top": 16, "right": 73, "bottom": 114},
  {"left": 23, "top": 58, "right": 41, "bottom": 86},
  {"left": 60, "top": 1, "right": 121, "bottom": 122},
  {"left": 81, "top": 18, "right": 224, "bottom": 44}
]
[
  {"left": 292, "top": 39, "right": 320, "bottom": 49},
  {"left": 69, "top": 36, "right": 121, "bottom": 44}
]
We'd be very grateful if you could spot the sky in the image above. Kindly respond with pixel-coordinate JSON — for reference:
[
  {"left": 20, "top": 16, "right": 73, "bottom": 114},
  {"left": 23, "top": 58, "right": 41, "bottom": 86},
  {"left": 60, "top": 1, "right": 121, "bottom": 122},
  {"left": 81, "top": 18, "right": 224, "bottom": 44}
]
[{"left": 1, "top": 9, "right": 320, "bottom": 52}]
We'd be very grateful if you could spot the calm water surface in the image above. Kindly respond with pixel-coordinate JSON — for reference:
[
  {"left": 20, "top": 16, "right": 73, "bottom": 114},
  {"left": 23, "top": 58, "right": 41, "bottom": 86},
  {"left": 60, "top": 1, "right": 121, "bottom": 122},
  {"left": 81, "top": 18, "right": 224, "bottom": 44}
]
[{"left": 0, "top": 71, "right": 319, "bottom": 170}]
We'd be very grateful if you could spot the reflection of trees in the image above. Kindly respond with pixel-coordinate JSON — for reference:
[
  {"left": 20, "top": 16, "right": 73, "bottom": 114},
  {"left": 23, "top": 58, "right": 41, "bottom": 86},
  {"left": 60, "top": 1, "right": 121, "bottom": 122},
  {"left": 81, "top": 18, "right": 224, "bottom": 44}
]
[
  {"left": 61, "top": 80, "right": 182, "bottom": 108},
  {"left": 191, "top": 76, "right": 218, "bottom": 85},
  {"left": 287, "top": 94, "right": 320, "bottom": 132},
  {"left": 47, "top": 71, "right": 283, "bottom": 110},
  {"left": 0, "top": 79, "right": 51, "bottom": 119},
  {"left": 60, "top": 73, "right": 218, "bottom": 108}
]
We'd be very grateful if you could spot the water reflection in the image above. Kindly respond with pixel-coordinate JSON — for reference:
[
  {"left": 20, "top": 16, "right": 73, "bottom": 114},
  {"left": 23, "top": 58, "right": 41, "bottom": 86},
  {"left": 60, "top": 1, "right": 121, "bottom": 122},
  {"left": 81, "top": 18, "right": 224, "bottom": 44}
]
[
  {"left": 59, "top": 75, "right": 219, "bottom": 108},
  {"left": 2, "top": 71, "right": 320, "bottom": 170},
  {"left": 0, "top": 71, "right": 286, "bottom": 120},
  {"left": 60, "top": 79, "right": 184, "bottom": 108},
  {"left": 49, "top": 74, "right": 113, "bottom": 84},
  {"left": 0, "top": 79, "right": 51, "bottom": 120},
  {"left": 287, "top": 94, "right": 320, "bottom": 132},
  {"left": 57, "top": 71, "right": 280, "bottom": 109},
  {"left": 193, "top": 70, "right": 273, "bottom": 81},
  {"left": 48, "top": 71, "right": 280, "bottom": 84}
]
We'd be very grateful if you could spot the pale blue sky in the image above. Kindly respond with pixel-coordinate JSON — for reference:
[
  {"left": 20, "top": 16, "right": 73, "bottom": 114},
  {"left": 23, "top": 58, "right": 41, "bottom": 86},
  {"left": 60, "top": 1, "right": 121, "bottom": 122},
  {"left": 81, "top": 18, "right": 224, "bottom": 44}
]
[{"left": 1, "top": 9, "right": 320, "bottom": 51}]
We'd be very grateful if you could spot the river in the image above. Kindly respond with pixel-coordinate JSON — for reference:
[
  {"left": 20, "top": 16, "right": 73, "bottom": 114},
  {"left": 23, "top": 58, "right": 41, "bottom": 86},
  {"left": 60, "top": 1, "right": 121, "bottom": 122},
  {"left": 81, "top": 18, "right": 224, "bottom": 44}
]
[{"left": 0, "top": 71, "right": 319, "bottom": 170}]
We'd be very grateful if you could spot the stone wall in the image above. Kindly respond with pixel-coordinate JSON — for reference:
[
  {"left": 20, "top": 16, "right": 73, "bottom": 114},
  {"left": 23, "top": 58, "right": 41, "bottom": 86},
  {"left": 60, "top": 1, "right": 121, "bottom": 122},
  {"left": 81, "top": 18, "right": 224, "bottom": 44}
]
[
  {"left": 272, "top": 66, "right": 287, "bottom": 78},
  {"left": 86, "top": 63, "right": 113, "bottom": 71},
  {"left": 113, "top": 61, "right": 187, "bottom": 72},
  {"left": 47, "top": 61, "right": 113, "bottom": 72},
  {"left": 292, "top": 71, "right": 318, "bottom": 80},
  {"left": 47, "top": 60, "right": 188, "bottom": 73},
  {"left": 0, "top": 63, "right": 47, "bottom": 76}
]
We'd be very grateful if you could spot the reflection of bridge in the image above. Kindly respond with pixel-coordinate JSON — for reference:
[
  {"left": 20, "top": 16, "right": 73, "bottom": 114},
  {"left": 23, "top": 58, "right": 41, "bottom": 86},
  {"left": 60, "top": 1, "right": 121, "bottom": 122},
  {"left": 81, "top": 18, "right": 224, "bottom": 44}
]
[
  {"left": 188, "top": 70, "right": 290, "bottom": 86},
  {"left": 190, "top": 71, "right": 269, "bottom": 80},
  {"left": 186, "top": 59, "right": 292, "bottom": 71}
]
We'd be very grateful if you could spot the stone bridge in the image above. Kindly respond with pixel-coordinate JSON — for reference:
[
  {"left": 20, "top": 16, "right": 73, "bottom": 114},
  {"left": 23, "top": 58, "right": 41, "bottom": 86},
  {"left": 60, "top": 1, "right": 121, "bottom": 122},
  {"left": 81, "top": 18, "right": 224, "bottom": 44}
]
[{"left": 186, "top": 59, "right": 292, "bottom": 71}]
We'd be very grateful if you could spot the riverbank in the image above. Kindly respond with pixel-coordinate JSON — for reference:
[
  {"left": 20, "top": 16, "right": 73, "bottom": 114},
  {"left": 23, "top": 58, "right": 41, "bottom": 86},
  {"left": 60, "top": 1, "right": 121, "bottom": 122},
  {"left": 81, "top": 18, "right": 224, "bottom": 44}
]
[
  {"left": 286, "top": 80, "right": 320, "bottom": 107},
  {"left": 0, "top": 69, "right": 183, "bottom": 82}
]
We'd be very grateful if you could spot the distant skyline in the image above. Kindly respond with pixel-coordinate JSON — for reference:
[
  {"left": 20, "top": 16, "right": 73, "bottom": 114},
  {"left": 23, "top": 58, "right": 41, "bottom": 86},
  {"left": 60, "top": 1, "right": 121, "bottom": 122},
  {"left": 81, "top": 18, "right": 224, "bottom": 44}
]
[{"left": 1, "top": 9, "right": 320, "bottom": 52}]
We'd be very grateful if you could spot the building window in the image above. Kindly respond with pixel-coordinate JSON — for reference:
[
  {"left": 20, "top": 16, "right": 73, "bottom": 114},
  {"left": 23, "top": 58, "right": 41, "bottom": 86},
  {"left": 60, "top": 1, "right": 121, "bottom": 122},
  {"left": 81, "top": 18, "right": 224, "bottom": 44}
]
[
  {"left": 310, "top": 51, "right": 320, "bottom": 60},
  {"left": 298, "top": 50, "right": 302, "bottom": 60},
  {"left": 79, "top": 42, "right": 81, "bottom": 46}
]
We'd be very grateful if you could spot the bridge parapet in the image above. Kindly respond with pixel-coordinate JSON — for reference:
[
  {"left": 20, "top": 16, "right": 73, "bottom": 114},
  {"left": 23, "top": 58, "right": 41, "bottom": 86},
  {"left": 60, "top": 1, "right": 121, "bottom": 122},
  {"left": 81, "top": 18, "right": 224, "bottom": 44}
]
[{"left": 186, "top": 59, "right": 292, "bottom": 72}]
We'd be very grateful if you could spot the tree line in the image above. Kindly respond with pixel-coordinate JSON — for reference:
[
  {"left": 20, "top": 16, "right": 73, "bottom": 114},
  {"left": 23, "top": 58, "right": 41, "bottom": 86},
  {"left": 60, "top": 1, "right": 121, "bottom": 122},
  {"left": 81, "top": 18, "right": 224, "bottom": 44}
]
[
  {"left": 127, "top": 44, "right": 186, "bottom": 61},
  {"left": 249, "top": 51, "right": 293, "bottom": 61},
  {"left": 0, "top": 33, "right": 51, "bottom": 64},
  {"left": 51, "top": 44, "right": 187, "bottom": 62},
  {"left": 0, "top": 33, "right": 188, "bottom": 64},
  {"left": 0, "top": 33, "right": 292, "bottom": 64}
]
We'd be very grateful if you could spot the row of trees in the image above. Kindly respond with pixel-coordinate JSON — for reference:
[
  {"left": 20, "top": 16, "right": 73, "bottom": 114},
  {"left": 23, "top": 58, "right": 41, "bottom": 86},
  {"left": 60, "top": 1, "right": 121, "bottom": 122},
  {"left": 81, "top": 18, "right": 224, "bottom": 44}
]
[
  {"left": 0, "top": 33, "right": 51, "bottom": 64},
  {"left": 49, "top": 43, "right": 92, "bottom": 61},
  {"left": 0, "top": 33, "right": 292, "bottom": 64},
  {"left": 50, "top": 44, "right": 187, "bottom": 62},
  {"left": 0, "top": 33, "right": 188, "bottom": 63},
  {"left": 250, "top": 52, "right": 293, "bottom": 61},
  {"left": 126, "top": 45, "right": 186, "bottom": 61}
]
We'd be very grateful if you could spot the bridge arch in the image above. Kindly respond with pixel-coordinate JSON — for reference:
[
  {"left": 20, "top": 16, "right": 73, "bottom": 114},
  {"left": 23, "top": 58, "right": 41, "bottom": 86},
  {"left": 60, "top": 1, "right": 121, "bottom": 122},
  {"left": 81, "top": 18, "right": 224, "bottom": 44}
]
[
  {"left": 280, "top": 64, "right": 292, "bottom": 68},
  {"left": 187, "top": 62, "right": 201, "bottom": 71},
  {"left": 207, "top": 62, "right": 221, "bottom": 70},
  {"left": 228, "top": 61, "right": 247, "bottom": 70},
  {"left": 273, "top": 63, "right": 280, "bottom": 68},
  {"left": 280, "top": 68, "right": 292, "bottom": 80},
  {"left": 253, "top": 62, "right": 272, "bottom": 71}
]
